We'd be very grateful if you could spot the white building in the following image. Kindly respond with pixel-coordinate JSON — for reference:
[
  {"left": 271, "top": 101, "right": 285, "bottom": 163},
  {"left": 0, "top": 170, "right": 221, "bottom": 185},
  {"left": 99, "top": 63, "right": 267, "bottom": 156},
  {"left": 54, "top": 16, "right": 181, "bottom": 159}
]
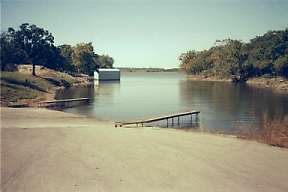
[{"left": 94, "top": 68, "right": 120, "bottom": 81}]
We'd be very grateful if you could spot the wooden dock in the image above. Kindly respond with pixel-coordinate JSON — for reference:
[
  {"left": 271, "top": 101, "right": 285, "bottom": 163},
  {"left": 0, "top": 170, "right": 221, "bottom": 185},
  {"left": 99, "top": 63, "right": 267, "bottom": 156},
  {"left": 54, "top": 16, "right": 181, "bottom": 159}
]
[
  {"left": 115, "top": 110, "right": 200, "bottom": 127},
  {"left": 38, "top": 98, "right": 91, "bottom": 108},
  {"left": 7, "top": 103, "right": 29, "bottom": 108}
]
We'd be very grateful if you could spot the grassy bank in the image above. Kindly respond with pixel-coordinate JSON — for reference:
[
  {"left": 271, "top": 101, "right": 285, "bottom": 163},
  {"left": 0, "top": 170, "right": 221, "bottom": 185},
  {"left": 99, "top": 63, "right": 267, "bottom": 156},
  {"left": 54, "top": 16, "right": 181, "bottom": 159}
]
[{"left": 0, "top": 65, "right": 89, "bottom": 105}]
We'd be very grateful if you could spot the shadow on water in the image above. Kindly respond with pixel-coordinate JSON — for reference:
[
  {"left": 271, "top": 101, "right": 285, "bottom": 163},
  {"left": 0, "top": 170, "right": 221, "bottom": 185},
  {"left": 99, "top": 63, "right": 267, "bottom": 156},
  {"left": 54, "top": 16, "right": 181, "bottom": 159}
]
[
  {"left": 143, "top": 114, "right": 200, "bottom": 130},
  {"left": 55, "top": 83, "right": 95, "bottom": 100}
]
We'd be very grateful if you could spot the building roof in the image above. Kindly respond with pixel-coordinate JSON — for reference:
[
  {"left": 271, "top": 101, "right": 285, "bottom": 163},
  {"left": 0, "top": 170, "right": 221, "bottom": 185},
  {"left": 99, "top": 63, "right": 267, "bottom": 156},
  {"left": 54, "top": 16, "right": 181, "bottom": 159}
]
[{"left": 98, "top": 68, "right": 120, "bottom": 72}]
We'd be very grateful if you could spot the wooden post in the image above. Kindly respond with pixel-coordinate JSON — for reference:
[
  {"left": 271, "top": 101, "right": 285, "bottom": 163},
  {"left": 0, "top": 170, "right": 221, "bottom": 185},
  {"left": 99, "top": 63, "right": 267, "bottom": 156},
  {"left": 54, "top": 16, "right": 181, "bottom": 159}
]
[
  {"left": 172, "top": 117, "right": 174, "bottom": 127},
  {"left": 196, "top": 113, "right": 199, "bottom": 122},
  {"left": 178, "top": 116, "right": 180, "bottom": 126},
  {"left": 166, "top": 118, "right": 168, "bottom": 128}
]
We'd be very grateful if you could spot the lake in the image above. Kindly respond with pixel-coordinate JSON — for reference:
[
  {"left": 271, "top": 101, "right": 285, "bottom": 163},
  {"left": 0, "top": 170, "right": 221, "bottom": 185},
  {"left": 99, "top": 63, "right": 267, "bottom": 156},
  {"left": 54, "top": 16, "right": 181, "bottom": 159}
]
[{"left": 56, "top": 72, "right": 288, "bottom": 134}]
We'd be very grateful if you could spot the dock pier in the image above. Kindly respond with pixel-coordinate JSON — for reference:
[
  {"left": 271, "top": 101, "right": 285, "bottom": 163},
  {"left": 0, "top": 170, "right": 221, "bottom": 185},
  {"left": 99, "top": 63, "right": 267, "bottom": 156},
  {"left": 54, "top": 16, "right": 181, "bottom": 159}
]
[
  {"left": 115, "top": 110, "right": 200, "bottom": 128},
  {"left": 38, "top": 98, "right": 91, "bottom": 109}
]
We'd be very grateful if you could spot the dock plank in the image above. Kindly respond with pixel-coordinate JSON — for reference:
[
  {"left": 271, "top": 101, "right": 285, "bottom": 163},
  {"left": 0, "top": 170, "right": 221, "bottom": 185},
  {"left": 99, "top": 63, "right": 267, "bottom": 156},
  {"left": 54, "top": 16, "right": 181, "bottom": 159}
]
[
  {"left": 116, "top": 110, "right": 200, "bottom": 126},
  {"left": 38, "top": 98, "right": 91, "bottom": 108},
  {"left": 39, "top": 98, "right": 90, "bottom": 104}
]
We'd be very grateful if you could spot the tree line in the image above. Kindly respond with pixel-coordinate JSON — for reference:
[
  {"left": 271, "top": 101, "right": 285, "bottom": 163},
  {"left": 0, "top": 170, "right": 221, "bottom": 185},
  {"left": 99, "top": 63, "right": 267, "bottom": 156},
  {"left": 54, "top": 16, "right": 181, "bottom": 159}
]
[
  {"left": 1, "top": 23, "right": 114, "bottom": 76},
  {"left": 179, "top": 29, "right": 288, "bottom": 81}
]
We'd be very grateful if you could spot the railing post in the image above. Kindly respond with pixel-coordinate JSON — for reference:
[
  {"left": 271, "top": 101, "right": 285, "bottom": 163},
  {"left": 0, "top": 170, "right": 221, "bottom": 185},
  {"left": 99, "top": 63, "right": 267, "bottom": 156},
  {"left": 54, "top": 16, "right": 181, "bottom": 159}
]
[{"left": 196, "top": 113, "right": 199, "bottom": 122}]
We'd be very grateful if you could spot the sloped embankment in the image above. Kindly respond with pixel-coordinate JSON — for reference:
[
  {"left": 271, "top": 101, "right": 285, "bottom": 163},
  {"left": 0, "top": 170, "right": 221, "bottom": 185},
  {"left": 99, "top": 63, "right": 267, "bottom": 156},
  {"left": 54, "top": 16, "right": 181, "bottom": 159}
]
[{"left": 0, "top": 65, "right": 87, "bottom": 105}]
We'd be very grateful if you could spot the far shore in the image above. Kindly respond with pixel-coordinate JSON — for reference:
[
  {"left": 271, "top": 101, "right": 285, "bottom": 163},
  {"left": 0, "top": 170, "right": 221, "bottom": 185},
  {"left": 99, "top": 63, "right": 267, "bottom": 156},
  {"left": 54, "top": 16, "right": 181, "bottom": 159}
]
[
  {"left": 1, "top": 107, "right": 288, "bottom": 192},
  {"left": 186, "top": 74, "right": 232, "bottom": 82},
  {"left": 186, "top": 74, "right": 288, "bottom": 92}
]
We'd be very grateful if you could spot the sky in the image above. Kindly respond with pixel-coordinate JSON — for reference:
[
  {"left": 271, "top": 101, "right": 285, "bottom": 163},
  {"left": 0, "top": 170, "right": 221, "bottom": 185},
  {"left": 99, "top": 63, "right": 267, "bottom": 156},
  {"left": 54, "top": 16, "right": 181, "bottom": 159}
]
[{"left": 1, "top": 0, "right": 288, "bottom": 68}]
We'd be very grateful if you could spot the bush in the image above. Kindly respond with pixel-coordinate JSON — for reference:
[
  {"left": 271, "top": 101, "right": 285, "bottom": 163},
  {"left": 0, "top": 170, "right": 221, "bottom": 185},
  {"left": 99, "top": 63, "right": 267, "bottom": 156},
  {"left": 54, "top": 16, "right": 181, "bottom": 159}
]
[{"left": 237, "top": 115, "right": 288, "bottom": 148}]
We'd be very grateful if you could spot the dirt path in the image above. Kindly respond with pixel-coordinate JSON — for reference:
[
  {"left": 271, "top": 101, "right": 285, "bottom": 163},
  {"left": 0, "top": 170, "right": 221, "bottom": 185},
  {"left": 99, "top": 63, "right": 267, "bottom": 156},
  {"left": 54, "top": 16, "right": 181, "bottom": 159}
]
[{"left": 1, "top": 107, "right": 288, "bottom": 192}]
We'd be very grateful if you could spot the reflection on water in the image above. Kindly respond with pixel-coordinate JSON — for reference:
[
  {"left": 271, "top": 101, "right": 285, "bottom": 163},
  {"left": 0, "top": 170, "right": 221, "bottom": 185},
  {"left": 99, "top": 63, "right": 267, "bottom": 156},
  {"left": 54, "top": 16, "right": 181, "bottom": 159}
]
[
  {"left": 179, "top": 80, "right": 288, "bottom": 133},
  {"left": 143, "top": 115, "right": 200, "bottom": 129},
  {"left": 56, "top": 72, "right": 288, "bottom": 134}
]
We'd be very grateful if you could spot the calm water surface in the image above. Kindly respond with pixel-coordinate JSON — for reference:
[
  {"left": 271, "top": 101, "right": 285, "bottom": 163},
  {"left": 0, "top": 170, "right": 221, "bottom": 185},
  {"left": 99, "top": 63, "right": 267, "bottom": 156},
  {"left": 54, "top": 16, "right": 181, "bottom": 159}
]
[{"left": 56, "top": 72, "right": 288, "bottom": 133}]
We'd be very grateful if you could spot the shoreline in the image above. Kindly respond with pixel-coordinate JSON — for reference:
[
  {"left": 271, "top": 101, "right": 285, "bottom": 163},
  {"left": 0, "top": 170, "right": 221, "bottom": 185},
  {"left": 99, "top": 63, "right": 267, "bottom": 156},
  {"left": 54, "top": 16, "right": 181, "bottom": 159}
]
[
  {"left": 1, "top": 107, "right": 288, "bottom": 192},
  {"left": 246, "top": 77, "right": 288, "bottom": 92},
  {"left": 1, "top": 75, "right": 93, "bottom": 107},
  {"left": 2, "top": 81, "right": 93, "bottom": 108},
  {"left": 0, "top": 65, "right": 93, "bottom": 107},
  {"left": 186, "top": 74, "right": 288, "bottom": 92},
  {"left": 186, "top": 74, "right": 232, "bottom": 82}
]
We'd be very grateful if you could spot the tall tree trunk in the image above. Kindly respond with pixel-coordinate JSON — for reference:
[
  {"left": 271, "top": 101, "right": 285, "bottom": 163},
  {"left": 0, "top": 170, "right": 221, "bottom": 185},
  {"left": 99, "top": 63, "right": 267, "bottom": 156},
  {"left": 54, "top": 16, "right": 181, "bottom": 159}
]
[{"left": 32, "top": 63, "right": 36, "bottom": 76}]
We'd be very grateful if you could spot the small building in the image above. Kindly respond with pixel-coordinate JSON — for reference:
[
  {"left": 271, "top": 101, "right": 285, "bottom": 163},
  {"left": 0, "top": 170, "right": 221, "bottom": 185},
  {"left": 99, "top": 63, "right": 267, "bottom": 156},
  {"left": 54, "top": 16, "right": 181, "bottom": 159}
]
[{"left": 94, "top": 68, "right": 120, "bottom": 81}]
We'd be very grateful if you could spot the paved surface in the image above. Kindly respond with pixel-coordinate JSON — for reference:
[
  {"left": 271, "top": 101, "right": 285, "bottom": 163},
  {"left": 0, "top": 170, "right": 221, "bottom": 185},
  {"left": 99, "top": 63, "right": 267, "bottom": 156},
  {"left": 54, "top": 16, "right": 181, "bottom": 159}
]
[{"left": 1, "top": 107, "right": 288, "bottom": 192}]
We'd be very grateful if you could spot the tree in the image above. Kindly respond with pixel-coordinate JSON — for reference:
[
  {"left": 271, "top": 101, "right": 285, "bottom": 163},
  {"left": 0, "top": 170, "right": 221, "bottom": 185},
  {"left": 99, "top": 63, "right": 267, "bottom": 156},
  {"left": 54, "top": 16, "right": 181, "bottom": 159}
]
[
  {"left": 13, "top": 23, "right": 55, "bottom": 75},
  {"left": 97, "top": 55, "right": 114, "bottom": 68},
  {"left": 245, "top": 29, "right": 288, "bottom": 77},
  {"left": 58, "top": 43, "right": 115, "bottom": 75},
  {"left": 58, "top": 44, "right": 76, "bottom": 73},
  {"left": 274, "top": 55, "right": 288, "bottom": 77},
  {"left": 179, "top": 29, "right": 288, "bottom": 80},
  {"left": 179, "top": 51, "right": 197, "bottom": 71},
  {"left": 1, "top": 23, "right": 115, "bottom": 76},
  {"left": 0, "top": 29, "right": 29, "bottom": 70},
  {"left": 72, "top": 42, "right": 99, "bottom": 75}
]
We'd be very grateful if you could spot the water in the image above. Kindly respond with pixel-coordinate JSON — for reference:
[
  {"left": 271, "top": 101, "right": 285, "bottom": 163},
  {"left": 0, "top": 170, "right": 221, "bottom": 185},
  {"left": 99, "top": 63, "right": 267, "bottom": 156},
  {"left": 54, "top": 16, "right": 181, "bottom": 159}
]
[{"left": 56, "top": 72, "right": 288, "bottom": 133}]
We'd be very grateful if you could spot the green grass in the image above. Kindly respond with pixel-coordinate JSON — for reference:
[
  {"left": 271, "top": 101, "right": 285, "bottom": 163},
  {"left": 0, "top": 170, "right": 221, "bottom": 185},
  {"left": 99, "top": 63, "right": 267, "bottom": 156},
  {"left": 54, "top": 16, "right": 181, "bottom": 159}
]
[
  {"left": 1, "top": 72, "right": 53, "bottom": 92},
  {"left": 41, "top": 71, "right": 77, "bottom": 87},
  {"left": 0, "top": 70, "right": 78, "bottom": 103},
  {"left": 1, "top": 82, "right": 39, "bottom": 102}
]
